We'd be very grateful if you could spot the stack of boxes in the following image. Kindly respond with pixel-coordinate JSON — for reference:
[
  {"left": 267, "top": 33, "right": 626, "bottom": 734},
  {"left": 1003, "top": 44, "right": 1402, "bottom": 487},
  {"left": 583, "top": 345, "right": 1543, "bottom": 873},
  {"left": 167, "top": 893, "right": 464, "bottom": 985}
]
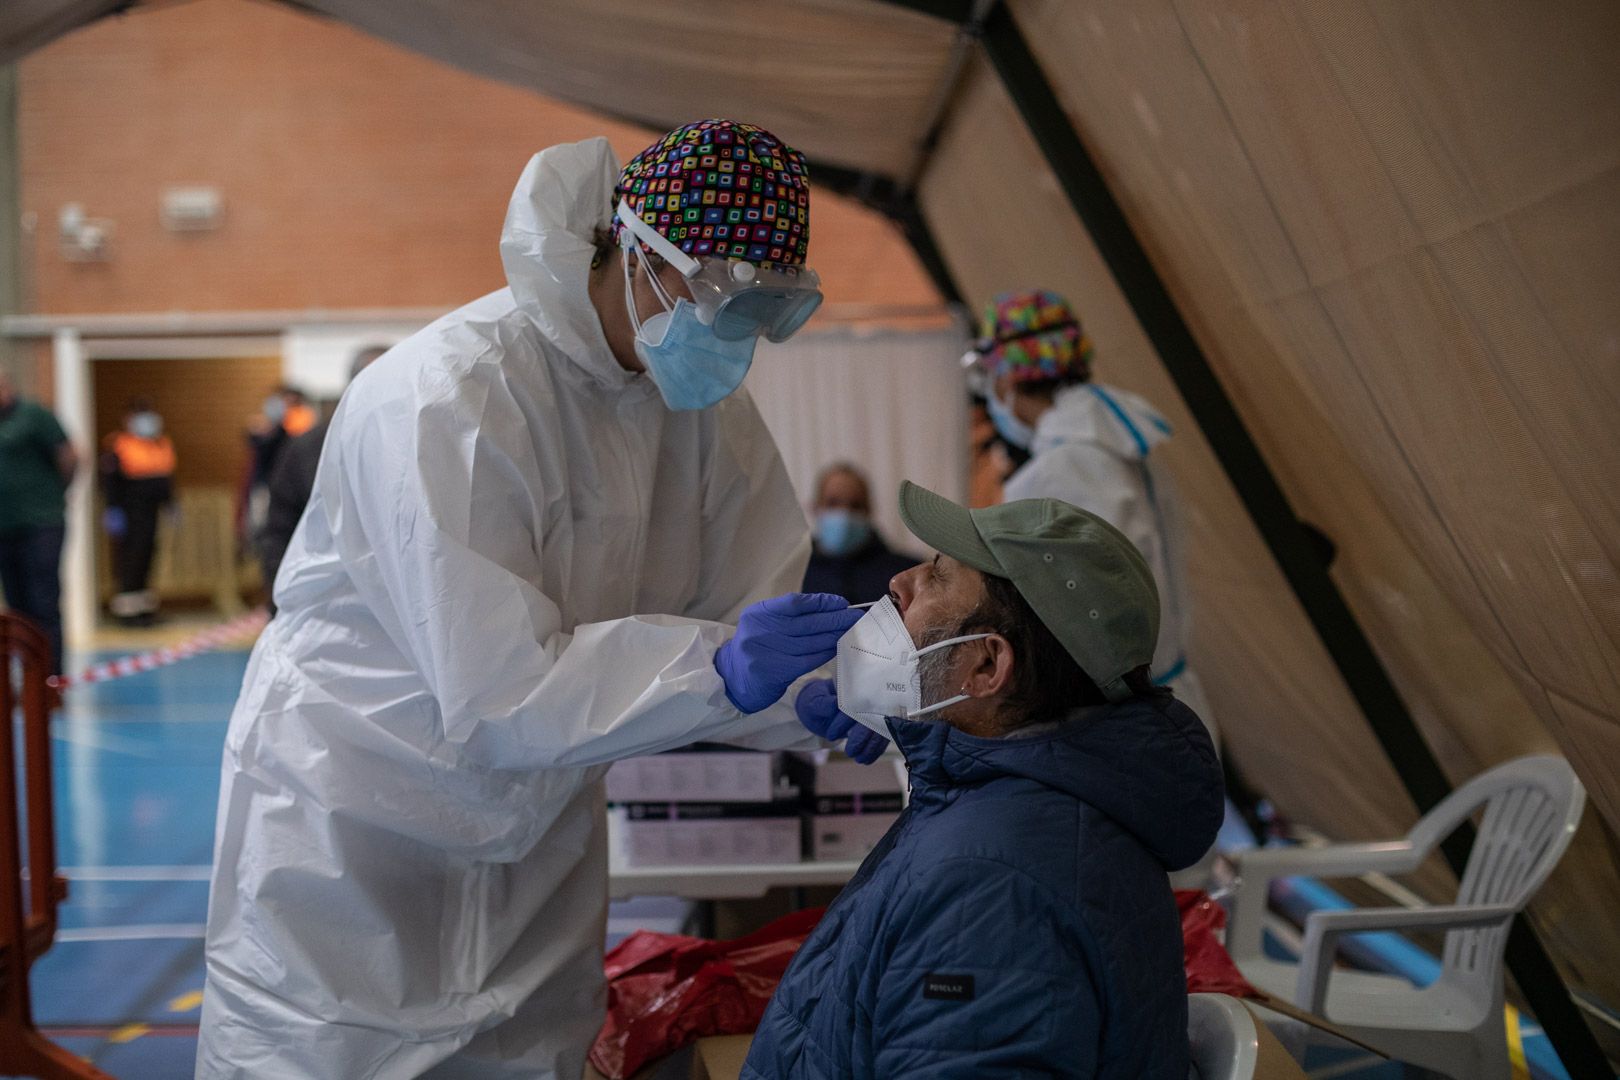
[
  {"left": 607, "top": 748, "right": 906, "bottom": 867},
  {"left": 806, "top": 755, "right": 907, "bottom": 861},
  {"left": 607, "top": 749, "right": 809, "bottom": 867}
]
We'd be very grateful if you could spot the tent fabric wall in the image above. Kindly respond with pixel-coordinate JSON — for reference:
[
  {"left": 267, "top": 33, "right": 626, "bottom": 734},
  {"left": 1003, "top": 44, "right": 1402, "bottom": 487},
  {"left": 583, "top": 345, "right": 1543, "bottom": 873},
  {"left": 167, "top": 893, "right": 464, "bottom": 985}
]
[
  {"left": 280, "top": 0, "right": 958, "bottom": 180},
  {"left": 966, "top": 0, "right": 1620, "bottom": 1014},
  {"left": 0, "top": 0, "right": 122, "bottom": 64},
  {"left": 917, "top": 49, "right": 1620, "bottom": 1024},
  {"left": 6, "top": 0, "right": 1618, "bottom": 1042},
  {"left": 745, "top": 324, "right": 971, "bottom": 560}
]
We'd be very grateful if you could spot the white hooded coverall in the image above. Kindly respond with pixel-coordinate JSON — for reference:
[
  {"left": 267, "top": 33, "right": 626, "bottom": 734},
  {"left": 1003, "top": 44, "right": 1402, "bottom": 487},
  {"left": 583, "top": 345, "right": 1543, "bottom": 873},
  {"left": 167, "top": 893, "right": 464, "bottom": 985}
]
[
  {"left": 198, "top": 139, "right": 817, "bottom": 1078},
  {"left": 1001, "top": 381, "right": 1216, "bottom": 743}
]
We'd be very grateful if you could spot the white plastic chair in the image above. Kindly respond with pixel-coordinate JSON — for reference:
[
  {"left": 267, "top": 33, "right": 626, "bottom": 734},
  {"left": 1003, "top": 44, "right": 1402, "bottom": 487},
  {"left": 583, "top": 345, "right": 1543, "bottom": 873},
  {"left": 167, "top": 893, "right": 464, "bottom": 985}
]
[
  {"left": 1226, "top": 755, "right": 1584, "bottom": 1080},
  {"left": 1187, "top": 993, "right": 1259, "bottom": 1079}
]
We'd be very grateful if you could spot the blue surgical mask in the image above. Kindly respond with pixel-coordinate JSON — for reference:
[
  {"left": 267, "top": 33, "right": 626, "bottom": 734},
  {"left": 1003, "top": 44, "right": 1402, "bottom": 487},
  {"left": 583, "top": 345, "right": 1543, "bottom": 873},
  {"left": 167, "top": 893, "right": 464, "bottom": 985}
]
[
  {"left": 128, "top": 411, "right": 163, "bottom": 439},
  {"left": 814, "top": 509, "right": 872, "bottom": 557},
  {"left": 263, "top": 395, "right": 288, "bottom": 423},
  {"left": 626, "top": 249, "right": 756, "bottom": 411},
  {"left": 987, "top": 390, "right": 1034, "bottom": 450}
]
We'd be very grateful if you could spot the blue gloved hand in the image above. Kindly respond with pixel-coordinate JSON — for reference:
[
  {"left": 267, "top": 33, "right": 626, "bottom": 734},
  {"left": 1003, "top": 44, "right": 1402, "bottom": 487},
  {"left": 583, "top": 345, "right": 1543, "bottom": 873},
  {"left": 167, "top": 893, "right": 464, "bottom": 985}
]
[
  {"left": 794, "top": 679, "right": 890, "bottom": 763},
  {"left": 102, "top": 506, "right": 127, "bottom": 538},
  {"left": 715, "top": 593, "right": 862, "bottom": 714},
  {"left": 794, "top": 678, "right": 856, "bottom": 741},
  {"left": 843, "top": 724, "right": 891, "bottom": 765}
]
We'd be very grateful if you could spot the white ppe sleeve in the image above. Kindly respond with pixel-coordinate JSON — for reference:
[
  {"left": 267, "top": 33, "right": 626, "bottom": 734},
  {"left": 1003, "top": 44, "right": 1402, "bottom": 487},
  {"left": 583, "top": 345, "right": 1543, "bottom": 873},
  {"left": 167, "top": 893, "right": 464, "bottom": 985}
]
[{"left": 332, "top": 362, "right": 812, "bottom": 772}]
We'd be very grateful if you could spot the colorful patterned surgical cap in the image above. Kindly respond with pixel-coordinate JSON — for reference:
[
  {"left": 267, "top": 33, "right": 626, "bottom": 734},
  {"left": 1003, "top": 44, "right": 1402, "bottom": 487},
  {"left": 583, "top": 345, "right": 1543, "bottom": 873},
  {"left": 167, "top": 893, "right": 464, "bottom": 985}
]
[
  {"left": 973, "top": 288, "right": 1094, "bottom": 382},
  {"left": 612, "top": 119, "right": 811, "bottom": 268}
]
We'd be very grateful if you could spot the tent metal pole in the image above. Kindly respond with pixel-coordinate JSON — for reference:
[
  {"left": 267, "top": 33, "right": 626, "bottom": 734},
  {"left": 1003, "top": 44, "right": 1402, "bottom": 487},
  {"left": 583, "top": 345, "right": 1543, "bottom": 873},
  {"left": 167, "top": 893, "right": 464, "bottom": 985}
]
[{"left": 963, "top": 3, "right": 1608, "bottom": 1073}]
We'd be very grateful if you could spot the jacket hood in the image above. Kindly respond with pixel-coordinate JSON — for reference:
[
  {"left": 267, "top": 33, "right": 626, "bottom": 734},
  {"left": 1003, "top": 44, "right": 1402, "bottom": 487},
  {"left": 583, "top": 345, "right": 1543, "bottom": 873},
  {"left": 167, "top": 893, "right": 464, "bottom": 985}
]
[
  {"left": 890, "top": 695, "right": 1222, "bottom": 872},
  {"left": 499, "top": 137, "right": 640, "bottom": 391},
  {"left": 1032, "top": 382, "right": 1172, "bottom": 461}
]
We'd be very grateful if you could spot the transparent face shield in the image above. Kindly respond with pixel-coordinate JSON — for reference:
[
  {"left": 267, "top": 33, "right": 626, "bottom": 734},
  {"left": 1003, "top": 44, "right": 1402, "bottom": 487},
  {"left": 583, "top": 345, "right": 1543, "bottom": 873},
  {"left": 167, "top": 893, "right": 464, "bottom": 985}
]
[{"left": 616, "top": 198, "right": 823, "bottom": 343}]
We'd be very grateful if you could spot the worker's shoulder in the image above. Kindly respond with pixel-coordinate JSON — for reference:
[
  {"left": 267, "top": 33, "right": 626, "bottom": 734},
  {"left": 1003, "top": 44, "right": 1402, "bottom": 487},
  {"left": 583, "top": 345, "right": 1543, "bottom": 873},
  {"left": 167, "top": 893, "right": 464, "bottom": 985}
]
[
  {"left": 359, "top": 291, "right": 555, "bottom": 405},
  {"left": 393, "top": 289, "right": 533, "bottom": 368}
]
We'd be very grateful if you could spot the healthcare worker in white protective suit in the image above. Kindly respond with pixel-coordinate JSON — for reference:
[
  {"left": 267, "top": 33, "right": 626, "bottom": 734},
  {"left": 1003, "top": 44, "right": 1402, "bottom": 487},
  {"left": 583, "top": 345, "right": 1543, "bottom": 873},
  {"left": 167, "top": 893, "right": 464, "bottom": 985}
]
[
  {"left": 968, "top": 288, "right": 1217, "bottom": 747},
  {"left": 198, "top": 120, "right": 854, "bottom": 1078}
]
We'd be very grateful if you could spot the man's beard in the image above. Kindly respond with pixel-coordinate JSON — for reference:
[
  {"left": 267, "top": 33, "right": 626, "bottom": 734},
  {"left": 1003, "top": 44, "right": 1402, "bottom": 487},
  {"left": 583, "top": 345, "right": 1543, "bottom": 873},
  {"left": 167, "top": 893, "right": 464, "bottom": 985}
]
[{"left": 913, "top": 623, "right": 963, "bottom": 720}]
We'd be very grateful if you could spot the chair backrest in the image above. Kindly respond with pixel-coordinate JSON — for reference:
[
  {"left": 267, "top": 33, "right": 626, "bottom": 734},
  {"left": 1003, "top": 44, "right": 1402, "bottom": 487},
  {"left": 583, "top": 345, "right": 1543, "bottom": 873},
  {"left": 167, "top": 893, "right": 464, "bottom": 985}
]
[
  {"left": 1407, "top": 755, "right": 1585, "bottom": 982},
  {"left": 1187, "top": 993, "right": 1258, "bottom": 1080}
]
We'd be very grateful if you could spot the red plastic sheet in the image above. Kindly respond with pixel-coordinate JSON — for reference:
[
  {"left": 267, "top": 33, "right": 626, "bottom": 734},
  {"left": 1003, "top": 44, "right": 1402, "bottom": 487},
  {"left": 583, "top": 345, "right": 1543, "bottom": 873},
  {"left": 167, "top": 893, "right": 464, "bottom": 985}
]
[
  {"left": 589, "top": 908, "right": 826, "bottom": 1079},
  {"left": 1179, "top": 888, "right": 1258, "bottom": 998},
  {"left": 591, "top": 891, "right": 1254, "bottom": 1079}
]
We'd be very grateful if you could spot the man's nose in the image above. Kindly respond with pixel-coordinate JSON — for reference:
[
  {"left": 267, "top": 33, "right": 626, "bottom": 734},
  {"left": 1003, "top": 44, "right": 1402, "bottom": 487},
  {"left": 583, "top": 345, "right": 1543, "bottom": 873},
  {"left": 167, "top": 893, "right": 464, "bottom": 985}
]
[{"left": 890, "top": 565, "right": 920, "bottom": 615}]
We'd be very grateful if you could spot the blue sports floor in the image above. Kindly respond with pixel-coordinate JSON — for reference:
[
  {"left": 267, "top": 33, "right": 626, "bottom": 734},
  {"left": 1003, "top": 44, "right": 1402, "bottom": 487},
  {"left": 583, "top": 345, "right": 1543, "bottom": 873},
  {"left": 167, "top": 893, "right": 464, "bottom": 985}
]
[
  {"left": 11, "top": 643, "right": 1459, "bottom": 1078},
  {"left": 16, "top": 645, "right": 692, "bottom": 1078},
  {"left": 22, "top": 648, "right": 239, "bottom": 1078}
]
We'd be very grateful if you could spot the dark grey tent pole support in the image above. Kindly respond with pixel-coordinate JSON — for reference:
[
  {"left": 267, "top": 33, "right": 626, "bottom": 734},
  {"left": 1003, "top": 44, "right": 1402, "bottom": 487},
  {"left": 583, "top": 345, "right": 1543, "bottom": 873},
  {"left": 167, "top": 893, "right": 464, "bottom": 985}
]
[{"left": 955, "top": 2, "right": 1607, "bottom": 1073}]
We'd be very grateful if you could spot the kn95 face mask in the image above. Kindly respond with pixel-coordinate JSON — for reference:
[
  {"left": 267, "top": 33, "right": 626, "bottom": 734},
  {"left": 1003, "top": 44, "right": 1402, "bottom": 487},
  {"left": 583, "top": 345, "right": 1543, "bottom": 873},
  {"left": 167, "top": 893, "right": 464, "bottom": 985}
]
[{"left": 836, "top": 596, "right": 990, "bottom": 734}]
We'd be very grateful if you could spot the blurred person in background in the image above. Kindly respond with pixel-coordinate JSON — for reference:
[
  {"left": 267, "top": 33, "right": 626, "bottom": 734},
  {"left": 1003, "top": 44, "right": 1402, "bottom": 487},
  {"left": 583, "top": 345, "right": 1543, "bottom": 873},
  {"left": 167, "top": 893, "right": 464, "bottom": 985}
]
[
  {"left": 100, "top": 397, "right": 177, "bottom": 627},
  {"left": 967, "top": 288, "right": 1216, "bottom": 745},
  {"left": 200, "top": 120, "right": 852, "bottom": 1079},
  {"left": 257, "top": 345, "right": 388, "bottom": 612},
  {"left": 801, "top": 461, "right": 915, "bottom": 605},
  {"left": 0, "top": 368, "right": 78, "bottom": 673},
  {"left": 238, "top": 383, "right": 315, "bottom": 548}
]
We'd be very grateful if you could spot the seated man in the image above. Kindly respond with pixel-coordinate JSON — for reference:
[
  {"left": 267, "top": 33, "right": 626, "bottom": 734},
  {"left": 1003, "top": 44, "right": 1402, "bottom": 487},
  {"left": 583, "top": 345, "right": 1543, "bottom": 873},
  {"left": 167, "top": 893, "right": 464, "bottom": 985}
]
[{"left": 747, "top": 481, "right": 1223, "bottom": 1079}]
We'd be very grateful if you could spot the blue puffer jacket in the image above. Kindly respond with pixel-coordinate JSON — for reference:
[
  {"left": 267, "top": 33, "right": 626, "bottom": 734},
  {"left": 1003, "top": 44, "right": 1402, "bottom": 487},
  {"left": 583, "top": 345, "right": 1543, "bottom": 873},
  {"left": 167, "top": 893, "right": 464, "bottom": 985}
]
[{"left": 741, "top": 695, "right": 1223, "bottom": 1079}]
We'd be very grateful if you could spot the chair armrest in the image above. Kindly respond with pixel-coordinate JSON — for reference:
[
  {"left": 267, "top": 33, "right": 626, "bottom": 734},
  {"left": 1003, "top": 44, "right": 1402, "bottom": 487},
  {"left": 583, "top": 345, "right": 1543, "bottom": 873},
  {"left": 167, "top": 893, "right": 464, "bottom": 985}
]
[
  {"left": 1226, "top": 842, "right": 1418, "bottom": 961},
  {"left": 1238, "top": 842, "right": 1423, "bottom": 880},
  {"left": 1295, "top": 903, "right": 1516, "bottom": 1013}
]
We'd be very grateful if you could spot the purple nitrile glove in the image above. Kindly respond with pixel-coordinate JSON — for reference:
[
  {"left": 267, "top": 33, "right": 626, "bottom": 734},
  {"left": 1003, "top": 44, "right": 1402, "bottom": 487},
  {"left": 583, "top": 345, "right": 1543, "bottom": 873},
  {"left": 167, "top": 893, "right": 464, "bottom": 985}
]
[
  {"left": 794, "top": 678, "right": 856, "bottom": 741},
  {"left": 715, "top": 593, "right": 862, "bottom": 714},
  {"left": 843, "top": 724, "right": 891, "bottom": 765}
]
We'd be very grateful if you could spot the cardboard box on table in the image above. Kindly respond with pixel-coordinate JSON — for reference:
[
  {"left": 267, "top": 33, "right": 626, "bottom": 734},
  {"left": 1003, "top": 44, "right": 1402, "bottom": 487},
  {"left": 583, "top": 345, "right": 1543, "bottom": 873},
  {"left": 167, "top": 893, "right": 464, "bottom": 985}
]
[
  {"left": 606, "top": 750, "right": 805, "bottom": 805},
  {"left": 609, "top": 749, "right": 810, "bottom": 869},
  {"left": 806, "top": 754, "right": 907, "bottom": 861},
  {"left": 617, "top": 801, "right": 802, "bottom": 867}
]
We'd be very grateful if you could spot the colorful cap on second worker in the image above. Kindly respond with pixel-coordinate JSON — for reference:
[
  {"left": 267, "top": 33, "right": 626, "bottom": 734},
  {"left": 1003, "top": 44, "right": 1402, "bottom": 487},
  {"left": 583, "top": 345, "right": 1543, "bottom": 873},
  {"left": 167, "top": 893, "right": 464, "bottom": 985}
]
[{"left": 972, "top": 288, "right": 1094, "bottom": 383}]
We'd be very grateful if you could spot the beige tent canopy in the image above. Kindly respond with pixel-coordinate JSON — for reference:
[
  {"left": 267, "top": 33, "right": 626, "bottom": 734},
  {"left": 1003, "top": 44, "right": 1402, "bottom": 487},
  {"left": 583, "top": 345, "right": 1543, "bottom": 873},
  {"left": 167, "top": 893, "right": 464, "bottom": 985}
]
[{"left": 5, "top": 0, "right": 1618, "bottom": 1066}]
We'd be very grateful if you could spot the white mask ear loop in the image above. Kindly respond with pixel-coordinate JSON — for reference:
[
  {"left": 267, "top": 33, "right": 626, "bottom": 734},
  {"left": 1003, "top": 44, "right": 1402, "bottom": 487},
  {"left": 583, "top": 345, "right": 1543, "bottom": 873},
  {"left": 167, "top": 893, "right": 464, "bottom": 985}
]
[
  {"left": 906, "top": 632, "right": 993, "bottom": 718},
  {"left": 621, "top": 246, "right": 644, "bottom": 337},
  {"left": 621, "top": 242, "right": 677, "bottom": 340},
  {"left": 643, "top": 251, "right": 678, "bottom": 310}
]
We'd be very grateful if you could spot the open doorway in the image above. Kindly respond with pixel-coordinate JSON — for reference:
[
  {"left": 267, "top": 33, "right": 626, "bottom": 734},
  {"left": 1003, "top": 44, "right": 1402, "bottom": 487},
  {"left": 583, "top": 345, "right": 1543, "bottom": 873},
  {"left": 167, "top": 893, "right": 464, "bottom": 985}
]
[{"left": 89, "top": 354, "right": 282, "bottom": 625}]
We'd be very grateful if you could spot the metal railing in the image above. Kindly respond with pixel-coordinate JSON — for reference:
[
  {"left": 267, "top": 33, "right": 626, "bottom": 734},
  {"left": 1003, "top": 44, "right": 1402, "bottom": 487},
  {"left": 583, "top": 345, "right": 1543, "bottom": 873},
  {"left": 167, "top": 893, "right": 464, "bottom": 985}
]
[{"left": 0, "top": 612, "right": 113, "bottom": 1079}]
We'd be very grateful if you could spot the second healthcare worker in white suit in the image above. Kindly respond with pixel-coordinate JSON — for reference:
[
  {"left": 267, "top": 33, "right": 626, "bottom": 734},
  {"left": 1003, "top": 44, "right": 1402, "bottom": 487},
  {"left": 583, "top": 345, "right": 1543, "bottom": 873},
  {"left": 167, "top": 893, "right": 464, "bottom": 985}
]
[
  {"left": 969, "top": 288, "right": 1217, "bottom": 745},
  {"left": 199, "top": 121, "right": 852, "bottom": 1078}
]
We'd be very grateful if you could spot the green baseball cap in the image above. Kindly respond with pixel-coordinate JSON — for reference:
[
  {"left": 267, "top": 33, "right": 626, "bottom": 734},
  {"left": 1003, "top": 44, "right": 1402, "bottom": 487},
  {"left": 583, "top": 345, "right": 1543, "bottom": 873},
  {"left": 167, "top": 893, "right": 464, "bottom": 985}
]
[{"left": 897, "top": 480, "right": 1160, "bottom": 702}]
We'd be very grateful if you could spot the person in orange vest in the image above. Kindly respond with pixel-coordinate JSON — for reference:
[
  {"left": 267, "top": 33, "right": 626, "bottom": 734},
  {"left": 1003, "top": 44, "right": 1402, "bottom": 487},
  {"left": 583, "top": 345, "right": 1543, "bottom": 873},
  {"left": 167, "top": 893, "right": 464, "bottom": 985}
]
[{"left": 100, "top": 398, "right": 177, "bottom": 626}]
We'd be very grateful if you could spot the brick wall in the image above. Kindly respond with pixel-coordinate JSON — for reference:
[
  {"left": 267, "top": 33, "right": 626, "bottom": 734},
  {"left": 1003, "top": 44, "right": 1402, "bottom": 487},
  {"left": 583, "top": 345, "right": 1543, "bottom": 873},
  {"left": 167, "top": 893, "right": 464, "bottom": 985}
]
[{"left": 17, "top": 0, "right": 941, "bottom": 317}]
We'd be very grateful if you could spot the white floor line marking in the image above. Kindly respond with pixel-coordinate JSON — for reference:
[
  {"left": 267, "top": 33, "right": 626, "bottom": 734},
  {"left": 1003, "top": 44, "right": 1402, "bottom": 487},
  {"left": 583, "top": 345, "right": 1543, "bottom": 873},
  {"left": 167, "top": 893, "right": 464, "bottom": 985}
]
[
  {"left": 56, "top": 923, "right": 206, "bottom": 942},
  {"left": 57, "top": 865, "right": 212, "bottom": 881}
]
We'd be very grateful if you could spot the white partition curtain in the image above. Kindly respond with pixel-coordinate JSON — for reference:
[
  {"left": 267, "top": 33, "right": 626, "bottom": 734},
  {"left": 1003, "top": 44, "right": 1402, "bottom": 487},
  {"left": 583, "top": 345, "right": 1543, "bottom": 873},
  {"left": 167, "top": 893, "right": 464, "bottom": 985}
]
[{"left": 745, "top": 323, "right": 971, "bottom": 562}]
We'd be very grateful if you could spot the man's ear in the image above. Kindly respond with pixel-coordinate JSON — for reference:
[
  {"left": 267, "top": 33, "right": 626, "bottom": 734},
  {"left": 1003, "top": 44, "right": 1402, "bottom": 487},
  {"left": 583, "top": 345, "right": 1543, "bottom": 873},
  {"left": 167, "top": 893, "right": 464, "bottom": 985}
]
[{"left": 964, "top": 634, "right": 1015, "bottom": 699}]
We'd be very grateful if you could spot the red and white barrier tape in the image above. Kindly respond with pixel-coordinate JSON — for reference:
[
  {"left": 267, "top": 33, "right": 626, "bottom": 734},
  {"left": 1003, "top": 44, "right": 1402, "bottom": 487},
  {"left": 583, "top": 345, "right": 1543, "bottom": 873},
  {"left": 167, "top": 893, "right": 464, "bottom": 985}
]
[{"left": 48, "top": 609, "right": 269, "bottom": 690}]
